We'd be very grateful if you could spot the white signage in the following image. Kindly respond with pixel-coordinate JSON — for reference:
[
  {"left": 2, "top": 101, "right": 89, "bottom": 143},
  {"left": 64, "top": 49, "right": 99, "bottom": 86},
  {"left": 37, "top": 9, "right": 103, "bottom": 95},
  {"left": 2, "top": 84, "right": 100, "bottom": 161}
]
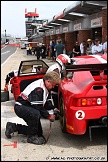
[
  {"left": 56, "top": 29, "right": 59, "bottom": 34},
  {"left": 63, "top": 27, "right": 68, "bottom": 33},
  {"left": 50, "top": 30, "right": 54, "bottom": 34},
  {"left": 74, "top": 23, "right": 81, "bottom": 30},
  {"left": 91, "top": 17, "right": 102, "bottom": 27}
]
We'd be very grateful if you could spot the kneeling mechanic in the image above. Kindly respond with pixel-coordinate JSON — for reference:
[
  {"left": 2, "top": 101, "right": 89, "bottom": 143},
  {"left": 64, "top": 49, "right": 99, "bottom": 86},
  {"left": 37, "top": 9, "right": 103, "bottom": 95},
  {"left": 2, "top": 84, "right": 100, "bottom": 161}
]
[{"left": 5, "top": 71, "right": 61, "bottom": 145}]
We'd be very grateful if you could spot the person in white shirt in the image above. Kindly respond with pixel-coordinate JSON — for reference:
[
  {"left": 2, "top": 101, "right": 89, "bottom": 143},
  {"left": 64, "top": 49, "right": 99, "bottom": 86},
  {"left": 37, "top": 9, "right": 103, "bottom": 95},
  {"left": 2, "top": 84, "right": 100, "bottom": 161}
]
[
  {"left": 80, "top": 40, "right": 86, "bottom": 55},
  {"left": 103, "top": 35, "right": 107, "bottom": 54},
  {"left": 92, "top": 39, "right": 103, "bottom": 55}
]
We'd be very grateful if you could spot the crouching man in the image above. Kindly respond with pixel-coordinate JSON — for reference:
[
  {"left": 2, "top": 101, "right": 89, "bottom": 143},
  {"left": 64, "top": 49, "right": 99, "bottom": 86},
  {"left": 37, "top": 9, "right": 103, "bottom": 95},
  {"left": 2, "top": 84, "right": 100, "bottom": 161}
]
[{"left": 5, "top": 71, "right": 61, "bottom": 145}]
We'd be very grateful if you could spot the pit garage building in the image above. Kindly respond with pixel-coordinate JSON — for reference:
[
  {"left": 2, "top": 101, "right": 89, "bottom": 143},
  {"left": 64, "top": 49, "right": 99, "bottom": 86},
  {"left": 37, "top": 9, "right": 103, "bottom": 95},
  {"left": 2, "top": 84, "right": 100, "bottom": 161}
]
[{"left": 29, "top": 1, "right": 107, "bottom": 53}]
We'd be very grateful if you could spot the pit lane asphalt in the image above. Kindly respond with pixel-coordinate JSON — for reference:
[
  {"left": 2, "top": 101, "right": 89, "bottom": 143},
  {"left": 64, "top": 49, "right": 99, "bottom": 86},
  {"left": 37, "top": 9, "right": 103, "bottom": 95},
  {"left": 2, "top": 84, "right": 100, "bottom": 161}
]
[{"left": 1, "top": 48, "right": 107, "bottom": 161}]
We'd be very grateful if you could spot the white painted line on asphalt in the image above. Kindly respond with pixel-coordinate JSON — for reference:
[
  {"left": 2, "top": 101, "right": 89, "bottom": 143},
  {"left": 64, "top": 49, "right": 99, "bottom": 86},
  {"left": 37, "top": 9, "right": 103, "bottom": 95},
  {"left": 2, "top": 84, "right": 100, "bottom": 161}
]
[
  {"left": 1, "top": 48, "right": 18, "bottom": 67},
  {"left": 1, "top": 46, "right": 6, "bottom": 50},
  {"left": 1, "top": 51, "right": 10, "bottom": 55}
]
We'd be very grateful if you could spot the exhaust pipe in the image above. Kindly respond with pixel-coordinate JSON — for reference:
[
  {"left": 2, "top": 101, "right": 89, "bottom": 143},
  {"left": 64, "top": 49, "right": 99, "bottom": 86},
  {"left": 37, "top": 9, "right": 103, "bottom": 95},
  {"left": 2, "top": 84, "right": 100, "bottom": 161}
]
[{"left": 101, "top": 117, "right": 107, "bottom": 125}]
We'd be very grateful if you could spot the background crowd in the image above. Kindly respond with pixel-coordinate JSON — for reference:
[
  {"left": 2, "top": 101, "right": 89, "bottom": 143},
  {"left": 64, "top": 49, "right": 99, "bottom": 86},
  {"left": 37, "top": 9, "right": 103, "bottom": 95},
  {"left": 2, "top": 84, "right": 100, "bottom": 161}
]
[{"left": 25, "top": 35, "right": 107, "bottom": 61}]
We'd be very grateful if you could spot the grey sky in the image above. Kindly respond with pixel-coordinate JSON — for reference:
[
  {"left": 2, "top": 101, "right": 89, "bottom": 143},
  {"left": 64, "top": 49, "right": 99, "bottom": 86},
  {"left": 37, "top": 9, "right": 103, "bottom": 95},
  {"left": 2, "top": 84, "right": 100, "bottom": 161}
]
[{"left": 1, "top": 1, "right": 75, "bottom": 38}]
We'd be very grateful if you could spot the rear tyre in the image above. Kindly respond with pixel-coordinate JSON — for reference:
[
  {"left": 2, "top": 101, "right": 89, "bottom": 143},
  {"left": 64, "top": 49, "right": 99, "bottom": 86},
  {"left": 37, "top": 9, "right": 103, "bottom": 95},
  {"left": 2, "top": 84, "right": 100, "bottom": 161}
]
[
  {"left": 1, "top": 90, "right": 9, "bottom": 102},
  {"left": 59, "top": 96, "right": 67, "bottom": 133}
]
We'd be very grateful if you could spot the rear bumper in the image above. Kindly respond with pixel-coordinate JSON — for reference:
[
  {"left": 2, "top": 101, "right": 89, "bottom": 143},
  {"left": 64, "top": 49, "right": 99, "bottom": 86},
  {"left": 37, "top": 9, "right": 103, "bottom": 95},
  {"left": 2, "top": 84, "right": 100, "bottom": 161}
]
[{"left": 66, "top": 105, "right": 107, "bottom": 135}]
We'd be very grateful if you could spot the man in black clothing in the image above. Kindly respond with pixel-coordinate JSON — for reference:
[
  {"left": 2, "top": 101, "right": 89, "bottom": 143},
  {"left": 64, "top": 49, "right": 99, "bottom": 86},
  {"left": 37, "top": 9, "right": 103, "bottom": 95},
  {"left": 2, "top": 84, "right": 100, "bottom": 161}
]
[
  {"left": 35, "top": 43, "right": 42, "bottom": 60},
  {"left": 4, "top": 70, "right": 18, "bottom": 91},
  {"left": 72, "top": 41, "right": 81, "bottom": 57},
  {"left": 41, "top": 44, "right": 46, "bottom": 59},
  {"left": 50, "top": 40, "right": 56, "bottom": 61},
  {"left": 5, "top": 71, "right": 61, "bottom": 145}
]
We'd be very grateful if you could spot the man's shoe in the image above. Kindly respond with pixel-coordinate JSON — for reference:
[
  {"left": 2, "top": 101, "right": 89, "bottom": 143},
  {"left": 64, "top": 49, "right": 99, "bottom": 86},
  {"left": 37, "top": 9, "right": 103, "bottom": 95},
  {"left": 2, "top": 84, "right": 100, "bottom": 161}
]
[
  {"left": 27, "top": 135, "right": 46, "bottom": 145},
  {"left": 5, "top": 122, "right": 17, "bottom": 139}
]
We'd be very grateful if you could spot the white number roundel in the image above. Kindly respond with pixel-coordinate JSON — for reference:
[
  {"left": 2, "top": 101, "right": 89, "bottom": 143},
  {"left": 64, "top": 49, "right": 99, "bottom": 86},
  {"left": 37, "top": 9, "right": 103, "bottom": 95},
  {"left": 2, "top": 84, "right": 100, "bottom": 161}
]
[{"left": 75, "top": 110, "right": 85, "bottom": 120}]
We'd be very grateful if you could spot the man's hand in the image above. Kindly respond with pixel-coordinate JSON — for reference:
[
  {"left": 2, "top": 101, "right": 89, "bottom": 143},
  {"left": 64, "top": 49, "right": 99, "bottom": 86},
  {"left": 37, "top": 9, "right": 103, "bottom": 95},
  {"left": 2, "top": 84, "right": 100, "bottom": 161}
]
[
  {"left": 48, "top": 114, "right": 55, "bottom": 122},
  {"left": 4, "top": 84, "right": 8, "bottom": 91},
  {"left": 54, "top": 108, "right": 60, "bottom": 115}
]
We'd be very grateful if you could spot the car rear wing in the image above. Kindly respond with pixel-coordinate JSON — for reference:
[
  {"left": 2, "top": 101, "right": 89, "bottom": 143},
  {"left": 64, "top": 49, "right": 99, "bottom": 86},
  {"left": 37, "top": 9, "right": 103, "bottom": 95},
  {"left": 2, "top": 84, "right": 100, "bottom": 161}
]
[{"left": 65, "top": 63, "right": 107, "bottom": 72}]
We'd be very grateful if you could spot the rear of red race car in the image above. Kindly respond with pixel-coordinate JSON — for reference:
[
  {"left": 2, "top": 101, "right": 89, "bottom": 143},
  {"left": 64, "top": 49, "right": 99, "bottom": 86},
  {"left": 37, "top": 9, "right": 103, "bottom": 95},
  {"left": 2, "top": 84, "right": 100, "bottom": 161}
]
[{"left": 58, "top": 54, "right": 107, "bottom": 140}]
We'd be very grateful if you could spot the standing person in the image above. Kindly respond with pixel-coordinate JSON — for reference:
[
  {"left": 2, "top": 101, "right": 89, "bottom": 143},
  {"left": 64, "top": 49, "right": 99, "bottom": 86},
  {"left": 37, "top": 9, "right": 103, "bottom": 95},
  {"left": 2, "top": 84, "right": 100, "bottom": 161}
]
[
  {"left": 4, "top": 70, "right": 18, "bottom": 91},
  {"left": 54, "top": 39, "right": 65, "bottom": 57},
  {"left": 80, "top": 40, "right": 86, "bottom": 55},
  {"left": 86, "top": 38, "right": 94, "bottom": 55},
  {"left": 103, "top": 35, "right": 107, "bottom": 54},
  {"left": 35, "top": 43, "right": 41, "bottom": 60},
  {"left": 32, "top": 46, "right": 36, "bottom": 56},
  {"left": 29, "top": 44, "right": 32, "bottom": 55},
  {"left": 26, "top": 44, "right": 29, "bottom": 55},
  {"left": 5, "top": 71, "right": 61, "bottom": 145},
  {"left": 50, "top": 40, "right": 56, "bottom": 61},
  {"left": 46, "top": 44, "right": 50, "bottom": 58},
  {"left": 92, "top": 39, "right": 103, "bottom": 55},
  {"left": 41, "top": 44, "right": 46, "bottom": 59},
  {"left": 72, "top": 41, "right": 81, "bottom": 57}
]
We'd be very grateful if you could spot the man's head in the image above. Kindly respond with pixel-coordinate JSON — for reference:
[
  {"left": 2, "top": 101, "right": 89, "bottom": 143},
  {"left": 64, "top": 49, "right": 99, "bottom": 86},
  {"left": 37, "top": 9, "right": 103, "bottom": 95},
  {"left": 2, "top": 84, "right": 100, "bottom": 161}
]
[
  {"left": 87, "top": 38, "right": 92, "bottom": 43},
  {"left": 75, "top": 41, "right": 79, "bottom": 45},
  {"left": 43, "top": 71, "right": 61, "bottom": 90},
  {"left": 58, "top": 39, "right": 62, "bottom": 44},
  {"left": 82, "top": 40, "right": 86, "bottom": 45},
  {"left": 94, "top": 39, "right": 100, "bottom": 45}
]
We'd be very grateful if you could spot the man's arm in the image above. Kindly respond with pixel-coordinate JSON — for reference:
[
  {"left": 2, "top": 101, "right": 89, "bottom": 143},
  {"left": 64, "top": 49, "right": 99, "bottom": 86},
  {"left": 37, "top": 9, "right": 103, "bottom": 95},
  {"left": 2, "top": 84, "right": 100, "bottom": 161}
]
[{"left": 5, "top": 71, "right": 15, "bottom": 85}]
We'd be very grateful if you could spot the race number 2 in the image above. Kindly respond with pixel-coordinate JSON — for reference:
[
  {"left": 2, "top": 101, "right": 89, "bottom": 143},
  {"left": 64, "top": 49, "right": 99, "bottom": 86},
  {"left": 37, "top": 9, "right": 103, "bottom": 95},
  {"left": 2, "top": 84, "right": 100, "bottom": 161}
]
[{"left": 75, "top": 110, "right": 85, "bottom": 120}]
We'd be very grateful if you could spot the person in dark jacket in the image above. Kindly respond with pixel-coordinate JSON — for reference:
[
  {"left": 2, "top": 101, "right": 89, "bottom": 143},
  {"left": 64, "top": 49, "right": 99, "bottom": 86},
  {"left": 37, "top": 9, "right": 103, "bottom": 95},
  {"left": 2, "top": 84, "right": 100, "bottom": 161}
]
[
  {"left": 4, "top": 70, "right": 18, "bottom": 91},
  {"left": 5, "top": 71, "right": 61, "bottom": 145},
  {"left": 35, "top": 43, "right": 42, "bottom": 60},
  {"left": 41, "top": 44, "right": 46, "bottom": 59},
  {"left": 50, "top": 40, "right": 56, "bottom": 61}
]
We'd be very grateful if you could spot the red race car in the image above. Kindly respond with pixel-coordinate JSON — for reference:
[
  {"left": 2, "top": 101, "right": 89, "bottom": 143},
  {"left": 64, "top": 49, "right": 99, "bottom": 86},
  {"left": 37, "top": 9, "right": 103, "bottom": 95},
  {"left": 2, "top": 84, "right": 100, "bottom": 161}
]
[{"left": 58, "top": 54, "right": 107, "bottom": 141}]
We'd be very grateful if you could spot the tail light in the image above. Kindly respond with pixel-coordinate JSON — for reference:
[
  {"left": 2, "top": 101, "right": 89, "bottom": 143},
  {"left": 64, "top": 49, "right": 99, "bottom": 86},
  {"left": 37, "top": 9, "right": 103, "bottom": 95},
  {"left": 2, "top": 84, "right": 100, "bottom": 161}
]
[{"left": 74, "top": 97, "right": 107, "bottom": 106}]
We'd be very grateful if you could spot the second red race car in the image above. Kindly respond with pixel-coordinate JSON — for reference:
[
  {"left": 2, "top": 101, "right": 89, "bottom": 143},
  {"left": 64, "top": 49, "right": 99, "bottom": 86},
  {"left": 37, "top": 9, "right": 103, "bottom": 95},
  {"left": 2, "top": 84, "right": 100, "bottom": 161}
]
[{"left": 58, "top": 54, "right": 107, "bottom": 141}]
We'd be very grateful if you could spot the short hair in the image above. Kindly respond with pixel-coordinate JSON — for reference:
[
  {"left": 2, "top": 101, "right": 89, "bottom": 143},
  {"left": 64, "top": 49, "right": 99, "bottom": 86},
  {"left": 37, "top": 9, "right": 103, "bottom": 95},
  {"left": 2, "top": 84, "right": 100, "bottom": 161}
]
[
  {"left": 58, "top": 39, "right": 62, "bottom": 43},
  {"left": 43, "top": 71, "right": 61, "bottom": 84}
]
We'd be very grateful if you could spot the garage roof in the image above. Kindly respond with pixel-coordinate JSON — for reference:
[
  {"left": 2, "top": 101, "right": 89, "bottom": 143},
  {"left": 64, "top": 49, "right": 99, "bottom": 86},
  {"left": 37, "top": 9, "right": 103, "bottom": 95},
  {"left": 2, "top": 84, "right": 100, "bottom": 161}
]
[
  {"left": 38, "top": 1, "right": 107, "bottom": 32},
  {"left": 69, "top": 1, "right": 107, "bottom": 15},
  {"left": 46, "top": 1, "right": 107, "bottom": 27}
]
